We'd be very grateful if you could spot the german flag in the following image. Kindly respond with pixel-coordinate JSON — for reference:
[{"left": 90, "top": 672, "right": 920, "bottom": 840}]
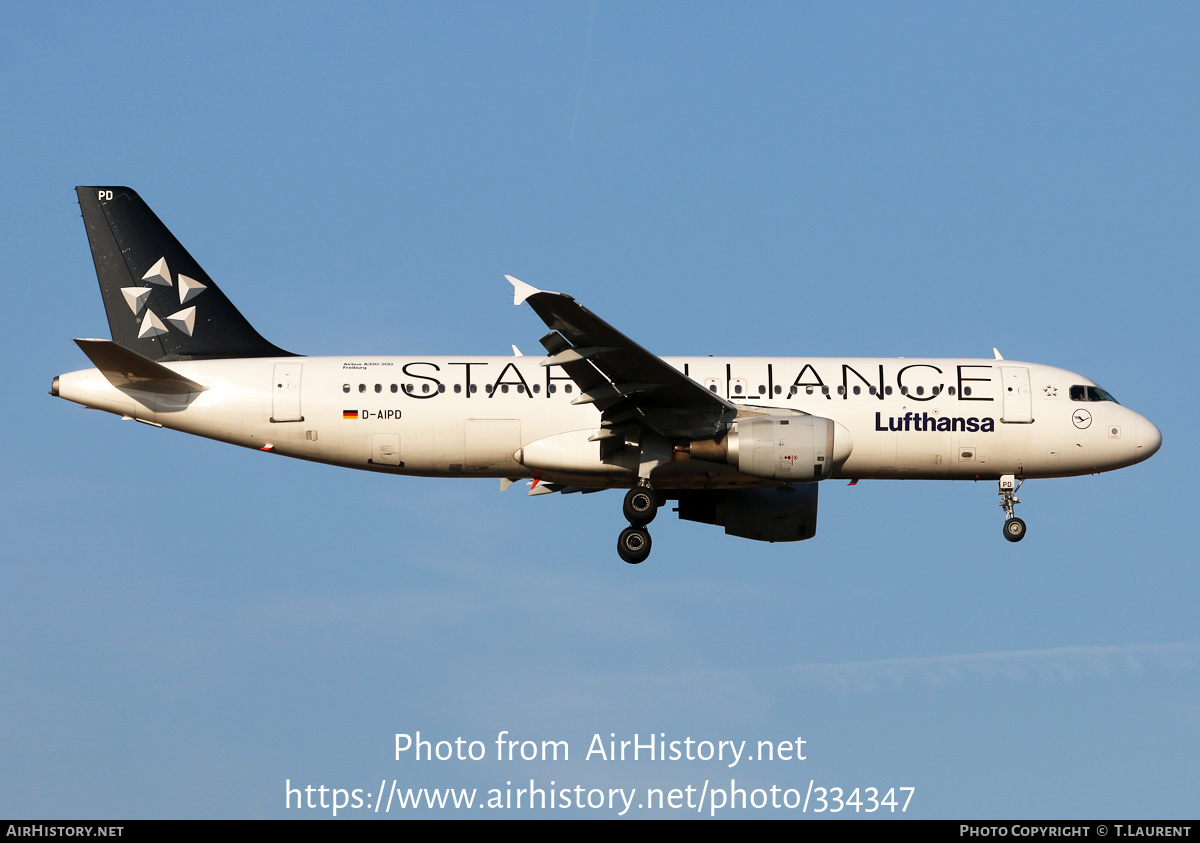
[{"left": 343, "top": 410, "right": 359, "bottom": 420}]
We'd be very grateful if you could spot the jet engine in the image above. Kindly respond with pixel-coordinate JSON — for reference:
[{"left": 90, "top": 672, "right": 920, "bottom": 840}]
[{"left": 687, "top": 415, "right": 853, "bottom": 482}]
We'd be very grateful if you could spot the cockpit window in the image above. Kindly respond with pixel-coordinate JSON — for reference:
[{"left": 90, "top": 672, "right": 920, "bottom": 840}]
[{"left": 1070, "top": 385, "right": 1120, "bottom": 404}]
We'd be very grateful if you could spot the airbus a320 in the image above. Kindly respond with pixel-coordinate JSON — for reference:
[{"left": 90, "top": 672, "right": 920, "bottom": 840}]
[{"left": 52, "top": 187, "right": 1162, "bottom": 563}]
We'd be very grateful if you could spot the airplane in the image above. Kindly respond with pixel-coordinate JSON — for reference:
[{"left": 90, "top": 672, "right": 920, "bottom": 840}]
[{"left": 52, "top": 187, "right": 1162, "bottom": 564}]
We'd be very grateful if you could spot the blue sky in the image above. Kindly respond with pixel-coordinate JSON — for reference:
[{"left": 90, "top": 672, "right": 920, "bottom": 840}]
[{"left": 2, "top": 2, "right": 1197, "bottom": 818}]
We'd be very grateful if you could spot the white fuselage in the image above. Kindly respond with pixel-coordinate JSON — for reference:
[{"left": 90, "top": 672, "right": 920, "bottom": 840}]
[{"left": 54, "top": 354, "right": 1160, "bottom": 488}]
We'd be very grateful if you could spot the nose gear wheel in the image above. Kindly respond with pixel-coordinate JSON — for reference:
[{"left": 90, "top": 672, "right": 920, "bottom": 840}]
[
  {"left": 998, "top": 475, "right": 1026, "bottom": 543},
  {"left": 1003, "top": 517, "right": 1027, "bottom": 542}
]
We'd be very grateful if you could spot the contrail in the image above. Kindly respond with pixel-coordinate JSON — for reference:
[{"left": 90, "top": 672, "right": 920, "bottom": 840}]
[
  {"left": 783, "top": 642, "right": 1200, "bottom": 693},
  {"left": 570, "top": 1, "right": 597, "bottom": 140},
  {"left": 563, "top": 642, "right": 1200, "bottom": 709}
]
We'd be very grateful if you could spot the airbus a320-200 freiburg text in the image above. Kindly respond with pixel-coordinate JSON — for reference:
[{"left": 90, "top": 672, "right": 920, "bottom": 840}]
[{"left": 53, "top": 187, "right": 1162, "bottom": 563}]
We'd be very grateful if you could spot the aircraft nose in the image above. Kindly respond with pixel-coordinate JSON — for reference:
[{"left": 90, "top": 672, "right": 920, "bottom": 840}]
[{"left": 1135, "top": 417, "right": 1162, "bottom": 461}]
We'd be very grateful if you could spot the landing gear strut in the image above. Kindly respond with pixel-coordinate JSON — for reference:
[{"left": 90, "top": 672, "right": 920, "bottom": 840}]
[
  {"left": 618, "top": 484, "right": 658, "bottom": 563},
  {"left": 998, "top": 474, "right": 1026, "bottom": 543}
]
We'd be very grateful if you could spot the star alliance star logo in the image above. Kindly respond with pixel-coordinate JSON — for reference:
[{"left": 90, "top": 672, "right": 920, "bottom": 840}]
[
  {"left": 1043, "top": 385, "right": 1058, "bottom": 397},
  {"left": 120, "top": 257, "right": 207, "bottom": 339}
]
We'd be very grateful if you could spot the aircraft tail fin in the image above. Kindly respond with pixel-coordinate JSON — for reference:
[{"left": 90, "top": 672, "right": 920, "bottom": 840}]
[{"left": 74, "top": 186, "right": 294, "bottom": 361}]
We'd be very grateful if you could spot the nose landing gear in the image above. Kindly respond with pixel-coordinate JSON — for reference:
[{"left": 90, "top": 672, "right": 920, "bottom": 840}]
[
  {"left": 998, "top": 474, "right": 1026, "bottom": 542},
  {"left": 618, "top": 484, "right": 658, "bottom": 564}
]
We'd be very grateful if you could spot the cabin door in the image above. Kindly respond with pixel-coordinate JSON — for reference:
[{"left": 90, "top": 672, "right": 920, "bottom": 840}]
[
  {"left": 1000, "top": 366, "right": 1033, "bottom": 423},
  {"left": 271, "top": 363, "right": 304, "bottom": 422}
]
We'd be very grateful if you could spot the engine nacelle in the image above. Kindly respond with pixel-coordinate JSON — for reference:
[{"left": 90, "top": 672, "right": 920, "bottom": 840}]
[
  {"left": 688, "top": 415, "right": 852, "bottom": 482},
  {"left": 676, "top": 484, "right": 819, "bottom": 542}
]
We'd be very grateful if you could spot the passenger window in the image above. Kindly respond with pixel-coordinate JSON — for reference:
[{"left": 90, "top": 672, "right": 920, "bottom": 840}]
[
  {"left": 548, "top": 384, "right": 556, "bottom": 394},
  {"left": 564, "top": 384, "right": 573, "bottom": 393},
  {"left": 916, "top": 386, "right": 924, "bottom": 396},
  {"left": 422, "top": 384, "right": 430, "bottom": 393},
  {"left": 454, "top": 384, "right": 462, "bottom": 394},
  {"left": 774, "top": 385, "right": 782, "bottom": 395},
  {"left": 963, "top": 387, "right": 972, "bottom": 396},
  {"left": 869, "top": 386, "right": 877, "bottom": 395},
  {"left": 438, "top": 384, "right": 446, "bottom": 393},
  {"left": 390, "top": 384, "right": 397, "bottom": 393},
  {"left": 533, "top": 384, "right": 540, "bottom": 393},
  {"left": 885, "top": 386, "right": 893, "bottom": 395},
  {"left": 501, "top": 384, "right": 509, "bottom": 393},
  {"left": 900, "top": 386, "right": 909, "bottom": 396},
  {"left": 486, "top": 385, "right": 493, "bottom": 394},
  {"left": 853, "top": 386, "right": 861, "bottom": 395},
  {"left": 469, "top": 384, "right": 477, "bottom": 394},
  {"left": 358, "top": 384, "right": 366, "bottom": 393},
  {"left": 375, "top": 384, "right": 381, "bottom": 393},
  {"left": 758, "top": 385, "right": 766, "bottom": 395},
  {"left": 342, "top": 384, "right": 350, "bottom": 393}
]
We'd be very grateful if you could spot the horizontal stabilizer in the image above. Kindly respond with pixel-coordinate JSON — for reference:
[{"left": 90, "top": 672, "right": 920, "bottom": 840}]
[{"left": 74, "top": 338, "right": 208, "bottom": 394}]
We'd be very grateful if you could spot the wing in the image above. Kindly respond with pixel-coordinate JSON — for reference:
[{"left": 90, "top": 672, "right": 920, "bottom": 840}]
[{"left": 507, "top": 276, "right": 738, "bottom": 467}]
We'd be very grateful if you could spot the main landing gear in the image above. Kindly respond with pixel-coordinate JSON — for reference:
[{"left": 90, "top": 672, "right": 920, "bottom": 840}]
[
  {"left": 998, "top": 474, "right": 1027, "bottom": 543},
  {"left": 618, "top": 484, "right": 659, "bottom": 564}
]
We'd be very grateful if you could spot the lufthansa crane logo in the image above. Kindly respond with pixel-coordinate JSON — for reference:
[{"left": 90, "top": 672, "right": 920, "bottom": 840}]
[{"left": 1072, "top": 408, "right": 1092, "bottom": 429}]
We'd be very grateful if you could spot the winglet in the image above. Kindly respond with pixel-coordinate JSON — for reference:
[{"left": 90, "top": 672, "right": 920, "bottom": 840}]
[
  {"left": 993, "top": 348, "right": 1004, "bottom": 360},
  {"left": 506, "top": 275, "right": 553, "bottom": 306}
]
